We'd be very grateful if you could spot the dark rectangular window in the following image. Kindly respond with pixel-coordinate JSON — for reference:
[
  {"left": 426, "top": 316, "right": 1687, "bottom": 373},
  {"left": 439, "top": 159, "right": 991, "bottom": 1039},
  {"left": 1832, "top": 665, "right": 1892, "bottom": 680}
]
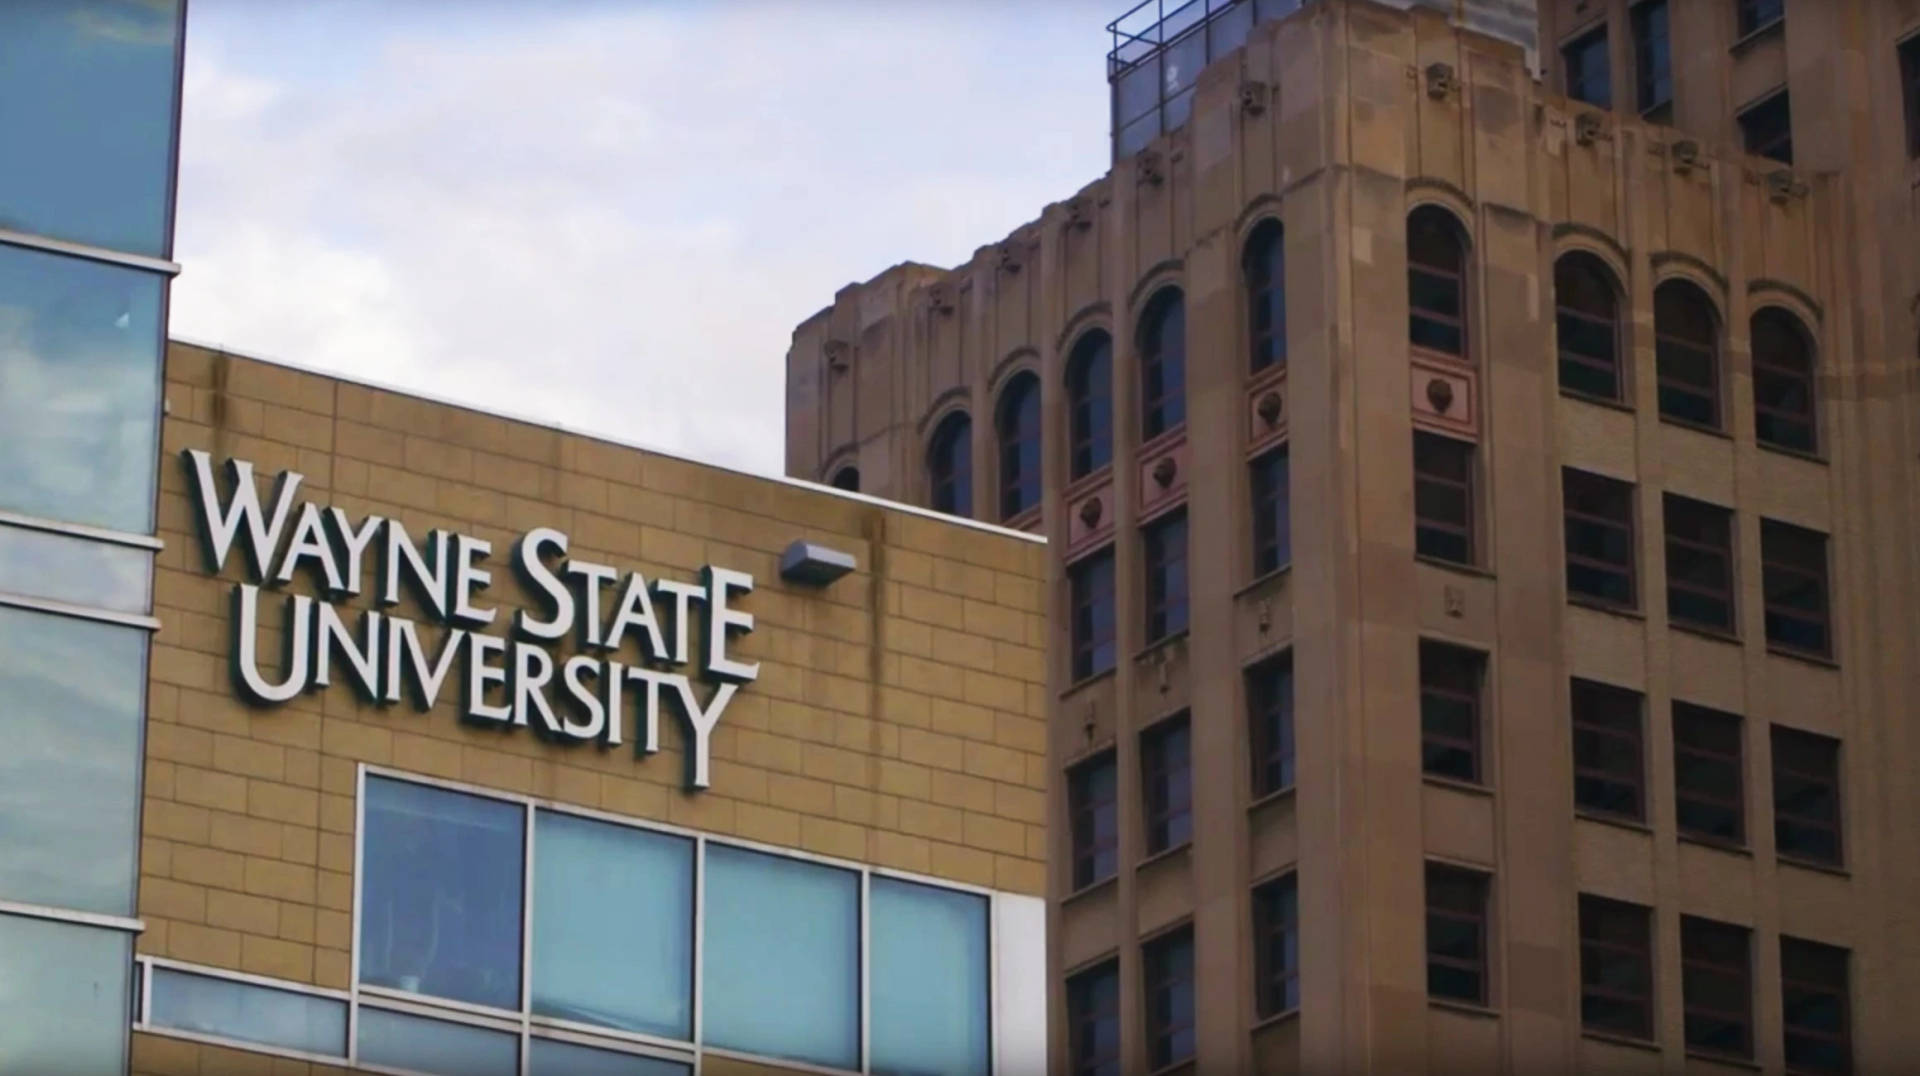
[
  {"left": 1571, "top": 679, "right": 1644, "bottom": 821},
  {"left": 1248, "top": 651, "right": 1295, "bottom": 798},
  {"left": 1251, "top": 446, "right": 1291, "bottom": 577},
  {"left": 1740, "top": 89, "right": 1793, "bottom": 165},
  {"left": 1562, "top": 25, "right": 1612, "bottom": 107},
  {"left": 1772, "top": 726, "right": 1842, "bottom": 867},
  {"left": 1564, "top": 468, "right": 1637, "bottom": 609},
  {"left": 1414, "top": 432, "right": 1475, "bottom": 565},
  {"left": 1144, "top": 511, "right": 1189, "bottom": 643},
  {"left": 1737, "top": 0, "right": 1784, "bottom": 37},
  {"left": 1665, "top": 494, "right": 1736, "bottom": 634},
  {"left": 1674, "top": 703, "right": 1745, "bottom": 846},
  {"left": 1254, "top": 874, "right": 1300, "bottom": 1018},
  {"left": 1580, "top": 895, "right": 1654, "bottom": 1040},
  {"left": 1425, "top": 864, "right": 1489, "bottom": 1005},
  {"left": 1067, "top": 960, "right": 1120, "bottom": 1076},
  {"left": 1070, "top": 549, "right": 1117, "bottom": 682},
  {"left": 1069, "top": 752, "right": 1118, "bottom": 890},
  {"left": 1141, "top": 715, "right": 1192, "bottom": 855},
  {"left": 1143, "top": 927, "right": 1195, "bottom": 1070},
  {"left": 1633, "top": 0, "right": 1673, "bottom": 117},
  {"left": 1781, "top": 937, "right": 1851, "bottom": 1074},
  {"left": 1682, "top": 916, "right": 1753, "bottom": 1059},
  {"left": 1903, "top": 34, "right": 1920, "bottom": 157},
  {"left": 1762, "top": 519, "right": 1831, "bottom": 658},
  {"left": 1420, "top": 642, "right": 1484, "bottom": 784}
]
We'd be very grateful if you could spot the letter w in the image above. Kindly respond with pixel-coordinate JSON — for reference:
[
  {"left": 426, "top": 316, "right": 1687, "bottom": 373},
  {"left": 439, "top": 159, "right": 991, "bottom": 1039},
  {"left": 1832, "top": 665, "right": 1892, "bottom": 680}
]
[{"left": 183, "top": 449, "right": 304, "bottom": 581}]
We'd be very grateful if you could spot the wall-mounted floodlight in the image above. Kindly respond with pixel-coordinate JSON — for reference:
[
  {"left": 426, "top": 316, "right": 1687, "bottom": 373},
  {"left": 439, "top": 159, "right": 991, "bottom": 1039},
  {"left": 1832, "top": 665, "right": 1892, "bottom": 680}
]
[{"left": 780, "top": 540, "right": 856, "bottom": 586}]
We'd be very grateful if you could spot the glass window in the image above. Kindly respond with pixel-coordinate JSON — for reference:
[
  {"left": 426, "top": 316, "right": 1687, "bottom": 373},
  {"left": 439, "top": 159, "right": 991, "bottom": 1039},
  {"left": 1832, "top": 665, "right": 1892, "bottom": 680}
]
[
  {"left": 1143, "top": 927, "right": 1195, "bottom": 1069},
  {"left": 149, "top": 966, "right": 347, "bottom": 1057},
  {"left": 1143, "top": 510, "right": 1189, "bottom": 642},
  {"left": 359, "top": 777, "right": 525, "bottom": 1011},
  {"left": 1066, "top": 960, "right": 1120, "bottom": 1076},
  {"left": 1070, "top": 549, "right": 1117, "bottom": 682},
  {"left": 1571, "top": 679, "right": 1644, "bottom": 821},
  {"left": 1425, "top": 865, "right": 1489, "bottom": 1004},
  {"left": 1244, "top": 220, "right": 1287, "bottom": 372},
  {"left": 1579, "top": 896, "right": 1653, "bottom": 1040},
  {"left": 0, "top": 243, "right": 164, "bottom": 533},
  {"left": 531, "top": 811, "right": 693, "bottom": 1039},
  {"left": 1248, "top": 651, "right": 1295, "bottom": 798},
  {"left": 1139, "top": 288, "right": 1187, "bottom": 441},
  {"left": 0, "top": 521, "right": 150, "bottom": 614},
  {"left": 997, "top": 373, "right": 1042, "bottom": 521},
  {"left": 1414, "top": 432, "right": 1475, "bottom": 565},
  {"left": 1141, "top": 715, "right": 1192, "bottom": 854},
  {"left": 1665, "top": 494, "right": 1736, "bottom": 634},
  {"left": 1674, "top": 703, "right": 1745, "bottom": 845},
  {"left": 1555, "top": 253, "right": 1622, "bottom": 402},
  {"left": 1563, "top": 468, "right": 1637, "bottom": 609},
  {"left": 1253, "top": 874, "right": 1299, "bottom": 1018},
  {"left": 1761, "top": 519, "right": 1831, "bottom": 658},
  {"left": 0, "top": 913, "right": 131, "bottom": 1075},
  {"left": 0, "top": 605, "right": 144, "bottom": 915},
  {"left": 1067, "top": 332, "right": 1114, "bottom": 479},
  {"left": 1780, "top": 937, "right": 1851, "bottom": 1074},
  {"left": 1682, "top": 916, "right": 1753, "bottom": 1059},
  {"left": 1654, "top": 280, "right": 1721, "bottom": 430},
  {"left": 1408, "top": 207, "right": 1468, "bottom": 358},
  {"left": 1903, "top": 33, "right": 1920, "bottom": 158},
  {"left": 929, "top": 412, "right": 973, "bottom": 518},
  {"left": 356, "top": 1007, "right": 519, "bottom": 1076},
  {"left": 1740, "top": 90, "right": 1794, "bottom": 165},
  {"left": 1420, "top": 641, "right": 1484, "bottom": 785},
  {"left": 529, "top": 1038, "right": 691, "bottom": 1076},
  {"left": 702, "top": 844, "right": 859, "bottom": 1070},
  {"left": 1751, "top": 307, "right": 1817, "bottom": 454},
  {"left": 1737, "top": 0, "right": 1784, "bottom": 37},
  {"left": 1562, "top": 25, "right": 1612, "bottom": 108},
  {"left": 1771, "top": 727, "right": 1843, "bottom": 867},
  {"left": 1251, "top": 446, "right": 1291, "bottom": 577},
  {"left": 0, "top": 0, "right": 182, "bottom": 255},
  {"left": 1069, "top": 752, "right": 1119, "bottom": 890},
  {"left": 870, "top": 876, "right": 991, "bottom": 1076},
  {"left": 1632, "top": 0, "right": 1672, "bottom": 117}
]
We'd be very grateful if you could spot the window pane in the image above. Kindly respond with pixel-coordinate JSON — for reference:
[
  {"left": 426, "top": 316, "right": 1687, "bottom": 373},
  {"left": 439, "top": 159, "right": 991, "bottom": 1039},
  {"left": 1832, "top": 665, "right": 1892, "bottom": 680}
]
[
  {"left": 0, "top": 522, "right": 151, "bottom": 614},
  {"left": 871, "top": 877, "right": 991, "bottom": 1076},
  {"left": 149, "top": 966, "right": 347, "bottom": 1057},
  {"left": 359, "top": 777, "right": 525, "bottom": 1011},
  {"left": 0, "top": 243, "right": 165, "bottom": 533},
  {"left": 0, "top": 913, "right": 130, "bottom": 1074},
  {"left": 0, "top": 0, "right": 182, "bottom": 255},
  {"left": 532, "top": 811, "right": 693, "bottom": 1039},
  {"left": 702, "top": 844, "right": 859, "bottom": 1069},
  {"left": 0, "top": 605, "right": 144, "bottom": 914},
  {"left": 356, "top": 1008, "right": 519, "bottom": 1076},
  {"left": 529, "top": 1038, "right": 691, "bottom": 1076}
]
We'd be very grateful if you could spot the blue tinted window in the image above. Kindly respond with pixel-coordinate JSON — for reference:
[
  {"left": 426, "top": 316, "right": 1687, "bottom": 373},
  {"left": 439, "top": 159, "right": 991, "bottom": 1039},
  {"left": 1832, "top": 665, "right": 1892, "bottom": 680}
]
[
  {"left": 356, "top": 1007, "right": 518, "bottom": 1076},
  {"left": 359, "top": 777, "right": 524, "bottom": 1011},
  {"left": 0, "top": 606, "right": 145, "bottom": 915},
  {"left": 0, "top": 0, "right": 183, "bottom": 255},
  {"left": 532, "top": 811, "right": 693, "bottom": 1039},
  {"left": 0, "top": 914, "right": 131, "bottom": 1074},
  {"left": 0, "top": 243, "right": 164, "bottom": 533},
  {"left": 0, "top": 522, "right": 151, "bottom": 614},
  {"left": 870, "top": 877, "right": 991, "bottom": 1076},
  {"left": 529, "top": 1038, "right": 691, "bottom": 1076},
  {"left": 702, "top": 845, "right": 860, "bottom": 1069},
  {"left": 149, "top": 967, "right": 347, "bottom": 1057}
]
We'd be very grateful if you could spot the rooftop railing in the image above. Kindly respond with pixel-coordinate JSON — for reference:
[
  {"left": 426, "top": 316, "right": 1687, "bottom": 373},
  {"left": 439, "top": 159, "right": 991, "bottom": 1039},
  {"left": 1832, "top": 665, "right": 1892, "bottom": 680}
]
[{"left": 1106, "top": 0, "right": 1304, "bottom": 160}]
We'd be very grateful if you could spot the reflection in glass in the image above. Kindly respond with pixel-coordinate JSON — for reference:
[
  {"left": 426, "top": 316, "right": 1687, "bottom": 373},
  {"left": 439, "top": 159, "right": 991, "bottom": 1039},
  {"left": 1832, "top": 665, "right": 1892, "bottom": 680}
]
[
  {"left": 532, "top": 811, "right": 693, "bottom": 1039},
  {"left": 0, "top": 0, "right": 183, "bottom": 255},
  {"left": 0, "top": 243, "right": 163, "bottom": 533},
  {"left": 870, "top": 877, "right": 991, "bottom": 1076},
  {"left": 0, "top": 605, "right": 145, "bottom": 914},
  {"left": 0, "top": 913, "right": 131, "bottom": 1074},
  {"left": 0, "top": 522, "right": 150, "bottom": 614},
  {"left": 360, "top": 777, "right": 524, "bottom": 1011},
  {"left": 356, "top": 1007, "right": 519, "bottom": 1076},
  {"left": 702, "top": 844, "right": 860, "bottom": 1069},
  {"left": 529, "top": 1037, "right": 692, "bottom": 1076},
  {"left": 149, "top": 967, "right": 347, "bottom": 1057}
]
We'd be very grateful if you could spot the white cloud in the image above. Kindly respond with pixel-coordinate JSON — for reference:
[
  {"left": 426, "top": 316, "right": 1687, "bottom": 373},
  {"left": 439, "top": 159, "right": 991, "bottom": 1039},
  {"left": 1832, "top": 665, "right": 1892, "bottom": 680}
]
[{"left": 169, "top": 0, "right": 1113, "bottom": 475}]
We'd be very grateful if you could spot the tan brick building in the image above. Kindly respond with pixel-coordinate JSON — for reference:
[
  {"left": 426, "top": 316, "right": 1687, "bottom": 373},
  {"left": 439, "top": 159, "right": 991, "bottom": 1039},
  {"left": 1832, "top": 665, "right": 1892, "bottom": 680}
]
[
  {"left": 785, "top": 0, "right": 1920, "bottom": 1072},
  {"left": 124, "top": 340, "right": 1050, "bottom": 1075}
]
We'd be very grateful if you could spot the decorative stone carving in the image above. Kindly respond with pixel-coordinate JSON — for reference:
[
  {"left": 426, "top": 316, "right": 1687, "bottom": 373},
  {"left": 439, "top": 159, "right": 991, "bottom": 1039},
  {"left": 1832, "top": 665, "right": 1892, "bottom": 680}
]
[
  {"left": 1765, "top": 169, "right": 1808, "bottom": 204},
  {"left": 1670, "top": 139, "right": 1701, "bottom": 174},
  {"left": 1239, "top": 79, "right": 1270, "bottom": 117},
  {"left": 1444, "top": 585, "right": 1465, "bottom": 618},
  {"left": 1574, "top": 111, "right": 1603, "bottom": 146},
  {"left": 925, "top": 282, "right": 955, "bottom": 315},
  {"left": 1257, "top": 599, "right": 1272, "bottom": 633},
  {"left": 1066, "top": 196, "right": 1094, "bottom": 232},
  {"left": 1424, "top": 62, "right": 1458, "bottom": 100},
  {"left": 1426, "top": 377, "right": 1454, "bottom": 414},
  {"left": 1079, "top": 496, "right": 1103, "bottom": 528},
  {"left": 1257, "top": 390, "right": 1284, "bottom": 428},
  {"left": 1152, "top": 456, "right": 1177, "bottom": 488},
  {"left": 824, "top": 339, "right": 851, "bottom": 373},
  {"left": 1137, "top": 150, "right": 1165, "bottom": 189},
  {"left": 996, "top": 242, "right": 1023, "bottom": 275}
]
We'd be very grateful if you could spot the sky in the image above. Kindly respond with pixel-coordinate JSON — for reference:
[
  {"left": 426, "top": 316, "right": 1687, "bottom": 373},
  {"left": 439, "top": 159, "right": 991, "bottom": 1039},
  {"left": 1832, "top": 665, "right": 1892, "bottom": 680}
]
[{"left": 168, "top": 0, "right": 1118, "bottom": 476}]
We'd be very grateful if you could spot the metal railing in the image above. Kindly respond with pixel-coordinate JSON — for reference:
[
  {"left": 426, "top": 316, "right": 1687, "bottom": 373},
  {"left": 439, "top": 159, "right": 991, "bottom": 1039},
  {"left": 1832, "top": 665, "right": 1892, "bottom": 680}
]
[{"left": 1105, "top": 0, "right": 1306, "bottom": 160}]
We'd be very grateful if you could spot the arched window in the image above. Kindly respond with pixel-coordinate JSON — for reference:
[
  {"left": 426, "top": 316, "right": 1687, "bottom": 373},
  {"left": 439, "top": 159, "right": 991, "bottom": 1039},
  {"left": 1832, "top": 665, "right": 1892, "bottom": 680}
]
[
  {"left": 997, "top": 372, "right": 1042, "bottom": 520},
  {"left": 1244, "top": 220, "right": 1286, "bottom": 373},
  {"left": 1139, "top": 288, "right": 1186, "bottom": 440},
  {"left": 1066, "top": 331, "right": 1113, "bottom": 480},
  {"left": 1653, "top": 279, "right": 1721, "bottom": 429},
  {"left": 829, "top": 466, "right": 860, "bottom": 492},
  {"left": 1408, "top": 206, "right": 1468, "bottom": 357},
  {"left": 1751, "top": 307, "right": 1816, "bottom": 453},
  {"left": 1555, "top": 252, "right": 1623, "bottom": 402},
  {"left": 928, "top": 412, "right": 972, "bottom": 517}
]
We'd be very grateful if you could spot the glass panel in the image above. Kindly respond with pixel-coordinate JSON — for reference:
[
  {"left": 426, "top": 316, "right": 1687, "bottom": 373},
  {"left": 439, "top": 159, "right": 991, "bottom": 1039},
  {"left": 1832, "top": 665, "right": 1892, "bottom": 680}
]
[
  {"left": 356, "top": 1007, "right": 519, "bottom": 1076},
  {"left": 0, "top": 522, "right": 150, "bottom": 614},
  {"left": 1118, "top": 110, "right": 1161, "bottom": 159},
  {"left": 0, "top": 913, "right": 130, "bottom": 1074},
  {"left": 0, "top": 243, "right": 165, "bottom": 533},
  {"left": 360, "top": 777, "right": 525, "bottom": 1011},
  {"left": 0, "top": 0, "right": 182, "bottom": 255},
  {"left": 529, "top": 1038, "right": 692, "bottom": 1076},
  {"left": 1116, "top": 56, "right": 1161, "bottom": 123},
  {"left": 531, "top": 811, "right": 693, "bottom": 1040},
  {"left": 870, "top": 877, "right": 991, "bottom": 1076},
  {"left": 702, "top": 844, "right": 859, "bottom": 1070},
  {"left": 1163, "top": 30, "right": 1207, "bottom": 97},
  {"left": 149, "top": 966, "right": 346, "bottom": 1057},
  {"left": 0, "top": 605, "right": 144, "bottom": 914},
  {"left": 1210, "top": 1, "right": 1254, "bottom": 55}
]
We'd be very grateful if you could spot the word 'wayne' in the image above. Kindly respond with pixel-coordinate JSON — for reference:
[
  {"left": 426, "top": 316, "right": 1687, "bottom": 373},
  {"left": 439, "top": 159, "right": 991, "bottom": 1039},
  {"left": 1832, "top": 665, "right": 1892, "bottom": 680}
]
[{"left": 183, "top": 450, "right": 759, "bottom": 789}]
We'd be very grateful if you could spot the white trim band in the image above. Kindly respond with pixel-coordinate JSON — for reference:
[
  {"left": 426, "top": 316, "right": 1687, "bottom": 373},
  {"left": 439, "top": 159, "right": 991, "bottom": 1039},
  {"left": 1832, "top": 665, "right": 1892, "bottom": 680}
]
[
  {"left": 0, "top": 900, "right": 145, "bottom": 933},
  {"left": 0, "top": 228, "right": 182, "bottom": 276},
  {"left": 0, "top": 592, "right": 161, "bottom": 631},
  {"left": 0, "top": 508, "right": 164, "bottom": 551}
]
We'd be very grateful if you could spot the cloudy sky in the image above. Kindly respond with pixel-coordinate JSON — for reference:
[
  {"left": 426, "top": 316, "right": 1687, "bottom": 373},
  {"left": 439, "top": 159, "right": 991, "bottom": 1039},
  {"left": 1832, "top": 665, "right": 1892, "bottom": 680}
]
[{"left": 168, "top": 0, "right": 1117, "bottom": 476}]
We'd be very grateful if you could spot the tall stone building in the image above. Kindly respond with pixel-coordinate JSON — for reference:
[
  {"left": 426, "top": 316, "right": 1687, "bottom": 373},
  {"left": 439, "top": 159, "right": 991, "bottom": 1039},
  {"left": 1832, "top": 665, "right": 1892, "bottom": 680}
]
[{"left": 785, "top": 0, "right": 1920, "bottom": 1071}]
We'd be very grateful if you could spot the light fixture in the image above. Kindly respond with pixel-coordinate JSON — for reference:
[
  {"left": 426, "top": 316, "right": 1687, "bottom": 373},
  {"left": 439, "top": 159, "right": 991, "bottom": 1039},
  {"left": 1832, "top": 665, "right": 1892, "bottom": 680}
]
[{"left": 780, "top": 540, "right": 856, "bottom": 586}]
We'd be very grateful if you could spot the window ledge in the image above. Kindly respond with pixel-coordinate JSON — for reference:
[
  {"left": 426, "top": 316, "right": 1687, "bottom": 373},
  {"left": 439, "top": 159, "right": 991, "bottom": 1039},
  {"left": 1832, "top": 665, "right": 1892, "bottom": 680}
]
[
  {"left": 1236, "top": 563, "right": 1292, "bottom": 599},
  {"left": 1140, "top": 425, "right": 1187, "bottom": 456},
  {"left": 1658, "top": 416, "right": 1732, "bottom": 440},
  {"left": 1756, "top": 440, "right": 1827, "bottom": 466},
  {"left": 1063, "top": 465, "right": 1114, "bottom": 502},
  {"left": 1249, "top": 785, "right": 1298, "bottom": 814},
  {"left": 1583, "top": 1029, "right": 1660, "bottom": 1053},
  {"left": 1766, "top": 645, "right": 1838, "bottom": 670},
  {"left": 1670, "top": 620, "right": 1742, "bottom": 647},
  {"left": 1133, "top": 629, "right": 1191, "bottom": 664},
  {"left": 1423, "top": 774, "right": 1495, "bottom": 798},
  {"left": 1730, "top": 17, "right": 1786, "bottom": 55},
  {"left": 1777, "top": 855, "right": 1849, "bottom": 879},
  {"left": 1414, "top": 555, "right": 1495, "bottom": 580},
  {"left": 1686, "top": 1048, "right": 1762, "bottom": 1070},
  {"left": 1575, "top": 810, "right": 1653, "bottom": 835},
  {"left": 1428, "top": 998, "right": 1500, "bottom": 1020},
  {"left": 1062, "top": 874, "right": 1118, "bottom": 907},
  {"left": 1146, "top": 1059, "right": 1196, "bottom": 1076},
  {"left": 1060, "top": 666, "right": 1117, "bottom": 700},
  {"left": 1251, "top": 1007, "right": 1301, "bottom": 1034},
  {"left": 1568, "top": 596, "right": 1644, "bottom": 621},
  {"left": 1137, "top": 840, "right": 1193, "bottom": 873},
  {"left": 1678, "top": 834, "right": 1753, "bottom": 859},
  {"left": 1558, "top": 388, "right": 1635, "bottom": 414}
]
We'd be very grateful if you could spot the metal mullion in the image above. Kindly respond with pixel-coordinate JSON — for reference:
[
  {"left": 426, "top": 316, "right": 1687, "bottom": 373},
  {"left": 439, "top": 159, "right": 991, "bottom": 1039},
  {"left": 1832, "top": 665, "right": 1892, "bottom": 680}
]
[
  {"left": 349, "top": 764, "right": 367, "bottom": 1066},
  {"left": 691, "top": 835, "right": 705, "bottom": 1057},
  {"left": 0, "top": 900, "right": 144, "bottom": 933},
  {"left": 859, "top": 868, "right": 871, "bottom": 1074},
  {"left": 521, "top": 800, "right": 535, "bottom": 1076}
]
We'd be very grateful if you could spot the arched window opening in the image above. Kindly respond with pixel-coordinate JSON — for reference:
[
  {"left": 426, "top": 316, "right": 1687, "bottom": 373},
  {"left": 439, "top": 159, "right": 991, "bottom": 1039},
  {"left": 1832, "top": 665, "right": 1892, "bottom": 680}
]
[
  {"left": 829, "top": 467, "right": 860, "bottom": 493},
  {"left": 1066, "top": 331, "right": 1113, "bottom": 481},
  {"left": 1244, "top": 220, "right": 1287, "bottom": 373},
  {"left": 1408, "top": 207, "right": 1468, "bottom": 358},
  {"left": 997, "top": 372, "right": 1043, "bottom": 520},
  {"left": 1653, "top": 280, "right": 1721, "bottom": 429},
  {"left": 928, "top": 412, "right": 972, "bottom": 517},
  {"left": 1751, "top": 307, "right": 1816, "bottom": 453},
  {"left": 1139, "top": 288, "right": 1187, "bottom": 440},
  {"left": 1555, "top": 252, "right": 1624, "bottom": 402}
]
